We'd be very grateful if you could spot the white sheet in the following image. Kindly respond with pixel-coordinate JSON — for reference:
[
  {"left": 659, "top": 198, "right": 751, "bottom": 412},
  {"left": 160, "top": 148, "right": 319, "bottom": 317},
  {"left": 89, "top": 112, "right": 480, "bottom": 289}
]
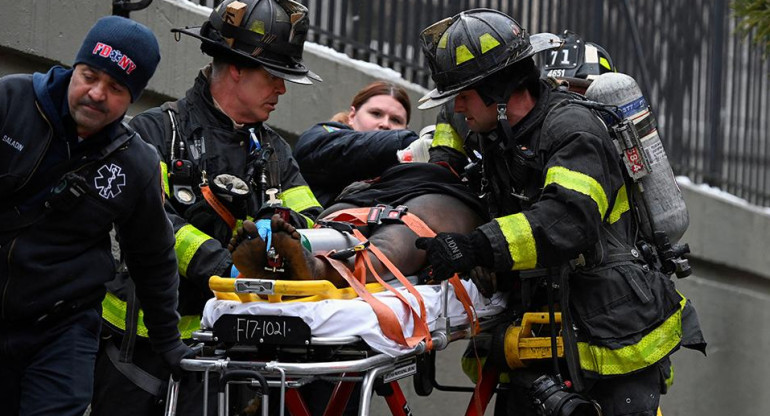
[{"left": 202, "top": 280, "right": 507, "bottom": 357}]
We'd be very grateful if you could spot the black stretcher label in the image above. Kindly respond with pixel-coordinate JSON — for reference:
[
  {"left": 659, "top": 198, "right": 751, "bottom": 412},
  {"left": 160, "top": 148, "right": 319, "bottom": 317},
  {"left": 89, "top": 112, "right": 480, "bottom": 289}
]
[{"left": 213, "top": 314, "right": 311, "bottom": 346}]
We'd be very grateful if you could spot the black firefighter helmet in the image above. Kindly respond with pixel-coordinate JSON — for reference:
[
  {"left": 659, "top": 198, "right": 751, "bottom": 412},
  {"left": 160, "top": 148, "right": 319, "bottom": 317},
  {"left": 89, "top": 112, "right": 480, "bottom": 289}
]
[
  {"left": 173, "top": 0, "right": 322, "bottom": 85},
  {"left": 541, "top": 30, "right": 616, "bottom": 80},
  {"left": 418, "top": 9, "right": 561, "bottom": 109}
]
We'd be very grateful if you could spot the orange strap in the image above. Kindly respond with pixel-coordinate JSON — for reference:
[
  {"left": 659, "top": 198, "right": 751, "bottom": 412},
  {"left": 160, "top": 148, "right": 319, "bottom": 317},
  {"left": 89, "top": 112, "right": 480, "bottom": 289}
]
[
  {"left": 200, "top": 184, "right": 237, "bottom": 230},
  {"left": 322, "top": 207, "right": 480, "bottom": 338}
]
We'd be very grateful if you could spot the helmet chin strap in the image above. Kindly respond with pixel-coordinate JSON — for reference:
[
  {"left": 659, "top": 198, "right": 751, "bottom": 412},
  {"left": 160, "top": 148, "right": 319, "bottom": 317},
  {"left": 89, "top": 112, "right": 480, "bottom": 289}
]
[{"left": 476, "top": 76, "right": 519, "bottom": 145}]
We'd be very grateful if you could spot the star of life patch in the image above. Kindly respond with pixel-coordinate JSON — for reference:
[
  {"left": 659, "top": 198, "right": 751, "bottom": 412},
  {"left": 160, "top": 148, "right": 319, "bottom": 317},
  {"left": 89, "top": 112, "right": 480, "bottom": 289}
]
[{"left": 94, "top": 163, "right": 126, "bottom": 199}]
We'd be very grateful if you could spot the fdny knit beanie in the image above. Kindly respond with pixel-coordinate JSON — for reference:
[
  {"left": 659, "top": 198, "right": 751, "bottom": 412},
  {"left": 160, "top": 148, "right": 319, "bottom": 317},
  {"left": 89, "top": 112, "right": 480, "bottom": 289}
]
[{"left": 74, "top": 16, "right": 161, "bottom": 102}]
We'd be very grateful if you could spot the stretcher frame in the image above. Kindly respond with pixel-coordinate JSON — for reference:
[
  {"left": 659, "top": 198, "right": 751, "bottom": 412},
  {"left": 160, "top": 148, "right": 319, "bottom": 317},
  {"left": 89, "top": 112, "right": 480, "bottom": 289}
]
[{"left": 164, "top": 279, "right": 508, "bottom": 416}]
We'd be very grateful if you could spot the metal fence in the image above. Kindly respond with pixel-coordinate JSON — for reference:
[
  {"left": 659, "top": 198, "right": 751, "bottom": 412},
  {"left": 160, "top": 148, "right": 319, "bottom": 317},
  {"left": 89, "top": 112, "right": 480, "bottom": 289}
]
[{"left": 196, "top": 0, "right": 770, "bottom": 207}]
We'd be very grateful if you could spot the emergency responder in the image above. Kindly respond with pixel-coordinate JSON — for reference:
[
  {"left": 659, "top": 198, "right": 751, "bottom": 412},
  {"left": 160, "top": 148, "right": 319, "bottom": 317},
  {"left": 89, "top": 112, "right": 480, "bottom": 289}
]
[
  {"left": 294, "top": 80, "right": 423, "bottom": 207},
  {"left": 414, "top": 10, "right": 705, "bottom": 416},
  {"left": 0, "top": 16, "right": 190, "bottom": 416},
  {"left": 427, "top": 29, "right": 618, "bottom": 181},
  {"left": 91, "top": 1, "right": 323, "bottom": 415}
]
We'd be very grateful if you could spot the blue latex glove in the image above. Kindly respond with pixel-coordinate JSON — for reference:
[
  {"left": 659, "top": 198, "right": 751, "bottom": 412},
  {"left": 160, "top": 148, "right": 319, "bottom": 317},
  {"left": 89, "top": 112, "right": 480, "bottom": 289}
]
[{"left": 256, "top": 218, "right": 272, "bottom": 253}]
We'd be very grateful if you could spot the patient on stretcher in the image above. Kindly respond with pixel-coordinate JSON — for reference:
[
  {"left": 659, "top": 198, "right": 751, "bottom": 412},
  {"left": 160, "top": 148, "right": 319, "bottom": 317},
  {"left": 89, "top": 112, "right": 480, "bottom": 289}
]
[{"left": 227, "top": 163, "right": 497, "bottom": 296}]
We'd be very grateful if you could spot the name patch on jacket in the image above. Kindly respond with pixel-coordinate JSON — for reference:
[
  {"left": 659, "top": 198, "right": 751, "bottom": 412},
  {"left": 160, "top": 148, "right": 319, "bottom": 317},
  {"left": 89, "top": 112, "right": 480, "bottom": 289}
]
[
  {"left": 92, "top": 42, "right": 137, "bottom": 74},
  {"left": 94, "top": 163, "right": 126, "bottom": 199},
  {"left": 2, "top": 134, "right": 23, "bottom": 151}
]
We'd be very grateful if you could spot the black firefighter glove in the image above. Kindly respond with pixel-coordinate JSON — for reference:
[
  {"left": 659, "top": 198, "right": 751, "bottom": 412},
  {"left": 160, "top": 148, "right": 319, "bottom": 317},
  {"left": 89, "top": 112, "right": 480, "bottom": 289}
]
[
  {"left": 161, "top": 340, "right": 196, "bottom": 381},
  {"left": 415, "top": 230, "right": 494, "bottom": 282}
]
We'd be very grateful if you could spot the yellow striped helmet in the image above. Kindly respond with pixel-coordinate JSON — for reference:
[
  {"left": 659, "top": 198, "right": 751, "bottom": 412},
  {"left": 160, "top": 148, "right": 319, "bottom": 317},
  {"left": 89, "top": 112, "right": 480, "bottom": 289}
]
[{"left": 419, "top": 9, "right": 560, "bottom": 109}]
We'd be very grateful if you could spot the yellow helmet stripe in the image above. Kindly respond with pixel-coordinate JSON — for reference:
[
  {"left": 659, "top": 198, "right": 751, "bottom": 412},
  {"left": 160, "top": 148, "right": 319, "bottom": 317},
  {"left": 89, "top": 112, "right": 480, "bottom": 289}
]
[
  {"left": 479, "top": 33, "right": 501, "bottom": 54},
  {"left": 456, "top": 45, "right": 475, "bottom": 65}
]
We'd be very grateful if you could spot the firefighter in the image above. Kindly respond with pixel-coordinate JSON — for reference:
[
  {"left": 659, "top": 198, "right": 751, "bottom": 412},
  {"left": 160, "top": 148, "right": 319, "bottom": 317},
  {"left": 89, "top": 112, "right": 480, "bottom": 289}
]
[
  {"left": 294, "top": 80, "right": 422, "bottom": 207},
  {"left": 414, "top": 10, "right": 705, "bottom": 416},
  {"left": 0, "top": 16, "right": 190, "bottom": 416},
  {"left": 91, "top": 1, "right": 323, "bottom": 415}
]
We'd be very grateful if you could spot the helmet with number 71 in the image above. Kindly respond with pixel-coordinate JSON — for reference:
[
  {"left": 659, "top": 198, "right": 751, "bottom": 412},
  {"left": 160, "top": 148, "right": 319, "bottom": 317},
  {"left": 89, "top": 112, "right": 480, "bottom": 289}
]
[
  {"left": 418, "top": 9, "right": 561, "bottom": 109},
  {"left": 541, "top": 30, "right": 616, "bottom": 80}
]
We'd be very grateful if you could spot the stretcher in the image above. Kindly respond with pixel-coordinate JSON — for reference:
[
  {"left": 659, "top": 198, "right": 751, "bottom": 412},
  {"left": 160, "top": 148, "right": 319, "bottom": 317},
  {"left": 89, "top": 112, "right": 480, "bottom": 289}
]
[{"left": 164, "top": 275, "right": 511, "bottom": 416}]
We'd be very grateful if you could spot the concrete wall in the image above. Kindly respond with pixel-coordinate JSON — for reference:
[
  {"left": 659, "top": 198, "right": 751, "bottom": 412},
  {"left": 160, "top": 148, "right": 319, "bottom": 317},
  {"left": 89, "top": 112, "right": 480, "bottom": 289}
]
[
  {"left": 0, "top": 0, "right": 438, "bottom": 141},
  {"left": 3, "top": 1, "right": 769, "bottom": 415}
]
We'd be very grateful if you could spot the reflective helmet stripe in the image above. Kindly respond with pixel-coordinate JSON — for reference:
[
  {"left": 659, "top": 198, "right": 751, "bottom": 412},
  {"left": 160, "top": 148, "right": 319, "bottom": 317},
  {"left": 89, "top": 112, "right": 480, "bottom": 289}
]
[
  {"left": 279, "top": 185, "right": 321, "bottom": 214},
  {"left": 432, "top": 122, "right": 466, "bottom": 154},
  {"left": 175, "top": 224, "right": 213, "bottom": 278},
  {"left": 479, "top": 33, "right": 501, "bottom": 53},
  {"left": 608, "top": 184, "right": 630, "bottom": 224},
  {"left": 496, "top": 213, "right": 537, "bottom": 270},
  {"left": 456, "top": 45, "right": 475, "bottom": 65},
  {"left": 544, "top": 166, "right": 609, "bottom": 219},
  {"left": 102, "top": 292, "right": 200, "bottom": 339},
  {"left": 577, "top": 296, "right": 686, "bottom": 376},
  {"left": 600, "top": 57, "right": 612, "bottom": 71}
]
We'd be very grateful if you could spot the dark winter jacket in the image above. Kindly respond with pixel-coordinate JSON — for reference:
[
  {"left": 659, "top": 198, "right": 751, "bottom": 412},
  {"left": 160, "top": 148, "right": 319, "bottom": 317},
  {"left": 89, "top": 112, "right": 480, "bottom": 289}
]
[
  {"left": 0, "top": 67, "right": 182, "bottom": 354},
  {"left": 431, "top": 80, "right": 704, "bottom": 378},
  {"left": 103, "top": 68, "right": 322, "bottom": 336},
  {"left": 294, "top": 121, "right": 418, "bottom": 207}
]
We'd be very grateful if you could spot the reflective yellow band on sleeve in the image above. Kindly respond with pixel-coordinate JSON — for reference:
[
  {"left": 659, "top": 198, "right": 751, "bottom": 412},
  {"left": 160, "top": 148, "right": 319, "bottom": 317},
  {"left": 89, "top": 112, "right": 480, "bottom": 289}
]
[
  {"left": 160, "top": 161, "right": 170, "bottom": 197},
  {"left": 608, "top": 184, "right": 630, "bottom": 224},
  {"left": 175, "top": 224, "right": 213, "bottom": 278},
  {"left": 101, "top": 292, "right": 201, "bottom": 339},
  {"left": 279, "top": 185, "right": 321, "bottom": 214},
  {"left": 496, "top": 213, "right": 537, "bottom": 270},
  {"left": 300, "top": 214, "right": 315, "bottom": 228},
  {"left": 544, "top": 166, "right": 608, "bottom": 219},
  {"left": 432, "top": 122, "right": 466, "bottom": 154},
  {"left": 577, "top": 297, "right": 685, "bottom": 376}
]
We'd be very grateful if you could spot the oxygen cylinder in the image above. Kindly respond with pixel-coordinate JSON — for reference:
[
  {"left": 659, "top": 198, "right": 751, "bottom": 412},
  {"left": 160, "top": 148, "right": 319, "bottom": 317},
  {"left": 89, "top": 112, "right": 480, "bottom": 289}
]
[
  {"left": 585, "top": 72, "right": 689, "bottom": 243},
  {"left": 296, "top": 228, "right": 360, "bottom": 254}
]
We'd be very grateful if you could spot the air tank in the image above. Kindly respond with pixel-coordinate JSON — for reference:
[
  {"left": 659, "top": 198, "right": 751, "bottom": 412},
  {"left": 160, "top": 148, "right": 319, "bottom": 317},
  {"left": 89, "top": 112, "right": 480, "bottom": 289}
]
[
  {"left": 296, "top": 228, "right": 360, "bottom": 253},
  {"left": 585, "top": 72, "right": 689, "bottom": 243}
]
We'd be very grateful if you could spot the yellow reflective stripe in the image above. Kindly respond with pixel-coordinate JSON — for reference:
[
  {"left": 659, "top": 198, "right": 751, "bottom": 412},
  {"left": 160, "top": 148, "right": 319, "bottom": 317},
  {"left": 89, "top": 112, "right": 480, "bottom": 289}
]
[
  {"left": 600, "top": 57, "right": 612, "bottom": 71},
  {"left": 300, "top": 214, "right": 315, "bottom": 228},
  {"left": 431, "top": 122, "right": 466, "bottom": 154},
  {"left": 577, "top": 297, "right": 686, "bottom": 376},
  {"left": 101, "top": 293, "right": 201, "bottom": 339},
  {"left": 665, "top": 363, "right": 674, "bottom": 389},
  {"left": 160, "top": 161, "right": 170, "bottom": 197},
  {"left": 461, "top": 356, "right": 511, "bottom": 384},
  {"left": 544, "top": 166, "right": 608, "bottom": 219},
  {"left": 249, "top": 20, "right": 265, "bottom": 35},
  {"left": 496, "top": 213, "right": 537, "bottom": 270},
  {"left": 608, "top": 184, "right": 630, "bottom": 224},
  {"left": 279, "top": 185, "right": 321, "bottom": 214},
  {"left": 175, "top": 224, "right": 213, "bottom": 278},
  {"left": 479, "top": 33, "right": 501, "bottom": 54},
  {"left": 438, "top": 31, "right": 449, "bottom": 49},
  {"left": 456, "top": 45, "right": 475, "bottom": 65}
]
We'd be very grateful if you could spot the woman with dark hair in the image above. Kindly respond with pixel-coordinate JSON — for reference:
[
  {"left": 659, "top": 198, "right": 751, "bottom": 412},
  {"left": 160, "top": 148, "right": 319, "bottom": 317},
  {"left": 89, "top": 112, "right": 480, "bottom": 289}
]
[{"left": 294, "top": 80, "right": 426, "bottom": 207}]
